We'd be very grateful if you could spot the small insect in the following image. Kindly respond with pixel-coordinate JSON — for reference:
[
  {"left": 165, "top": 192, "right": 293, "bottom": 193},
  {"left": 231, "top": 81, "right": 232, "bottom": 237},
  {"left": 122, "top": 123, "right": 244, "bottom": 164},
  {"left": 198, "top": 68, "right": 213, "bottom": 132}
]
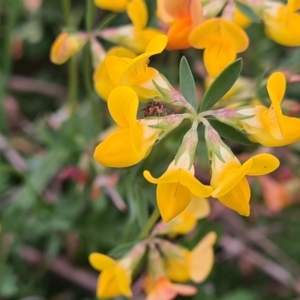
[{"left": 142, "top": 101, "right": 168, "bottom": 117}]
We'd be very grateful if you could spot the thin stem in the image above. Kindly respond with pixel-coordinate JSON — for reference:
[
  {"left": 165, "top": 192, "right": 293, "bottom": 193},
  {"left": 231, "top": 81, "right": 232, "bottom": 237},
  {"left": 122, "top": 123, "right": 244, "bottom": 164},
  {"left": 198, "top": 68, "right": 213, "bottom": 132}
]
[
  {"left": 62, "top": 0, "right": 72, "bottom": 27},
  {"left": 138, "top": 207, "right": 160, "bottom": 240},
  {"left": 68, "top": 56, "right": 78, "bottom": 119},
  {"left": 84, "top": 44, "right": 99, "bottom": 129}
]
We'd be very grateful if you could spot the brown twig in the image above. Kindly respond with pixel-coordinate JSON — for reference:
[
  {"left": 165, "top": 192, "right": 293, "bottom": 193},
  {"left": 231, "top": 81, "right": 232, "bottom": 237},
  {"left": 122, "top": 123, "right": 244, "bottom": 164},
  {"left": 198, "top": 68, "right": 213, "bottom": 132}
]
[{"left": 8, "top": 76, "right": 67, "bottom": 100}]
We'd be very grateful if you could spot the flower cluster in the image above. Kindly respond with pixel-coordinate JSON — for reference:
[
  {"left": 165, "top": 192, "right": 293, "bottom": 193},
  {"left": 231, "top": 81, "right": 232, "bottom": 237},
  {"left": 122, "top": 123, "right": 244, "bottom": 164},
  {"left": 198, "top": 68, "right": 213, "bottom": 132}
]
[
  {"left": 49, "top": 0, "right": 300, "bottom": 299},
  {"left": 90, "top": 197, "right": 216, "bottom": 299}
]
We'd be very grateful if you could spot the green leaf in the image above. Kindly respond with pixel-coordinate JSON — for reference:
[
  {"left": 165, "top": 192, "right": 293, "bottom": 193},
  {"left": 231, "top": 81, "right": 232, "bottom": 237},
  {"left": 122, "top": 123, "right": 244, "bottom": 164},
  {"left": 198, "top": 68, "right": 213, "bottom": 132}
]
[
  {"left": 179, "top": 56, "right": 198, "bottom": 111},
  {"left": 209, "top": 119, "right": 252, "bottom": 146},
  {"left": 235, "top": 1, "right": 261, "bottom": 23},
  {"left": 199, "top": 58, "right": 243, "bottom": 112}
]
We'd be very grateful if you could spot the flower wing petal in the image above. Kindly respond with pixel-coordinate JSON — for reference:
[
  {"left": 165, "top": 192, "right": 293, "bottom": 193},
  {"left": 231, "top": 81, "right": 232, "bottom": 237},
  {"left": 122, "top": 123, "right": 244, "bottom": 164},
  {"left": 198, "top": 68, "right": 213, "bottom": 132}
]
[
  {"left": 89, "top": 253, "right": 116, "bottom": 271},
  {"left": 246, "top": 154, "right": 280, "bottom": 176},
  {"left": 108, "top": 86, "right": 139, "bottom": 128}
]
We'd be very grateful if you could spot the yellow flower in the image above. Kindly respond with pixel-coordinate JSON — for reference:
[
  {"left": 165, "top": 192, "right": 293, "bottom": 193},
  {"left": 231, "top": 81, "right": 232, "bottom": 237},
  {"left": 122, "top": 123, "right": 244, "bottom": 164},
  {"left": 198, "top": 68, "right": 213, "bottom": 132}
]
[
  {"left": 100, "top": 34, "right": 169, "bottom": 102},
  {"left": 94, "top": 0, "right": 128, "bottom": 12},
  {"left": 144, "top": 159, "right": 213, "bottom": 223},
  {"left": 162, "top": 232, "right": 217, "bottom": 283},
  {"left": 93, "top": 46, "right": 136, "bottom": 101},
  {"left": 99, "top": 0, "right": 162, "bottom": 53},
  {"left": 189, "top": 18, "right": 249, "bottom": 78},
  {"left": 50, "top": 32, "right": 87, "bottom": 65},
  {"left": 206, "top": 124, "right": 280, "bottom": 215},
  {"left": 157, "top": 0, "right": 204, "bottom": 50},
  {"left": 223, "top": 72, "right": 300, "bottom": 146},
  {"left": 94, "top": 86, "right": 161, "bottom": 167},
  {"left": 264, "top": 0, "right": 300, "bottom": 46},
  {"left": 89, "top": 253, "right": 132, "bottom": 298},
  {"left": 153, "top": 197, "right": 210, "bottom": 236}
]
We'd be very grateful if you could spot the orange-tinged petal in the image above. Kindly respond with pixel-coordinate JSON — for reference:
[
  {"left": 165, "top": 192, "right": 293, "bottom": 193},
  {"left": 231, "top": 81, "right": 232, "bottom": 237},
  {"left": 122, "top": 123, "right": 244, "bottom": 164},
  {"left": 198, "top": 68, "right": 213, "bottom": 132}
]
[
  {"left": 127, "top": 0, "right": 148, "bottom": 30},
  {"left": 161, "top": 0, "right": 192, "bottom": 19},
  {"left": 203, "top": 43, "right": 236, "bottom": 78},
  {"left": 246, "top": 154, "right": 280, "bottom": 176},
  {"left": 107, "top": 86, "right": 139, "bottom": 128},
  {"left": 89, "top": 253, "right": 116, "bottom": 271},
  {"left": 94, "top": 127, "right": 144, "bottom": 168},
  {"left": 50, "top": 32, "right": 87, "bottom": 65},
  {"left": 94, "top": 0, "right": 128, "bottom": 12},
  {"left": 217, "top": 177, "right": 251, "bottom": 216},
  {"left": 190, "top": 232, "right": 216, "bottom": 282},
  {"left": 157, "top": 0, "right": 174, "bottom": 23},
  {"left": 157, "top": 182, "right": 193, "bottom": 222},
  {"left": 167, "top": 18, "right": 193, "bottom": 50}
]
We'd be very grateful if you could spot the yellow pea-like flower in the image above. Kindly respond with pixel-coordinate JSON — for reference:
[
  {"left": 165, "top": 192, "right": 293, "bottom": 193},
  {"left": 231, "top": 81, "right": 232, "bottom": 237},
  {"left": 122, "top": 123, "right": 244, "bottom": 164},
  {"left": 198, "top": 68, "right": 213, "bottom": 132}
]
[
  {"left": 89, "top": 253, "right": 132, "bottom": 298},
  {"left": 98, "top": 34, "right": 169, "bottom": 102},
  {"left": 94, "top": 86, "right": 161, "bottom": 167},
  {"left": 210, "top": 146, "right": 279, "bottom": 216},
  {"left": 162, "top": 232, "right": 217, "bottom": 283},
  {"left": 225, "top": 72, "right": 300, "bottom": 147},
  {"left": 189, "top": 18, "right": 249, "bottom": 78},
  {"left": 264, "top": 0, "right": 300, "bottom": 46},
  {"left": 143, "top": 161, "right": 213, "bottom": 223}
]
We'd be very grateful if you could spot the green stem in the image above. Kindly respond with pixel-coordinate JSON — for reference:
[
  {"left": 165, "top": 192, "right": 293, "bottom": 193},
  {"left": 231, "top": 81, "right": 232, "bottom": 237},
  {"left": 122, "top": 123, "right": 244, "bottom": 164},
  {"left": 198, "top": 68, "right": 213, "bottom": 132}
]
[
  {"left": 138, "top": 206, "right": 160, "bottom": 240},
  {"left": 84, "top": 44, "right": 99, "bottom": 129},
  {"left": 62, "top": 0, "right": 71, "bottom": 26},
  {"left": 68, "top": 56, "right": 78, "bottom": 120}
]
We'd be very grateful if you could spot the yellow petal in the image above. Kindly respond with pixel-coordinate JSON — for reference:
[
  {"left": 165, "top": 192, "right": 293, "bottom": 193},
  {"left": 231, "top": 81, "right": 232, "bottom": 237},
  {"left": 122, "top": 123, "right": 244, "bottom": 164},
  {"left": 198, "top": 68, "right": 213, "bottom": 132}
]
[
  {"left": 115, "top": 265, "right": 132, "bottom": 297},
  {"left": 93, "top": 47, "right": 136, "bottom": 101},
  {"left": 212, "top": 160, "right": 252, "bottom": 198},
  {"left": 168, "top": 212, "right": 198, "bottom": 235},
  {"left": 184, "top": 197, "right": 210, "bottom": 219},
  {"left": 246, "top": 154, "right": 280, "bottom": 176},
  {"left": 94, "top": 128, "right": 144, "bottom": 168},
  {"left": 190, "top": 232, "right": 217, "bottom": 282},
  {"left": 267, "top": 72, "right": 286, "bottom": 104},
  {"left": 94, "top": 0, "right": 128, "bottom": 12},
  {"left": 105, "top": 56, "right": 131, "bottom": 87},
  {"left": 203, "top": 43, "right": 236, "bottom": 78},
  {"left": 89, "top": 253, "right": 116, "bottom": 271},
  {"left": 179, "top": 170, "right": 213, "bottom": 198},
  {"left": 107, "top": 86, "right": 139, "bottom": 128},
  {"left": 217, "top": 177, "right": 251, "bottom": 216},
  {"left": 164, "top": 248, "right": 191, "bottom": 282},
  {"left": 189, "top": 18, "right": 249, "bottom": 52},
  {"left": 145, "top": 34, "right": 168, "bottom": 53},
  {"left": 264, "top": 5, "right": 300, "bottom": 46},
  {"left": 157, "top": 182, "right": 193, "bottom": 222},
  {"left": 98, "top": 272, "right": 122, "bottom": 298},
  {"left": 127, "top": 0, "right": 147, "bottom": 30}
]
